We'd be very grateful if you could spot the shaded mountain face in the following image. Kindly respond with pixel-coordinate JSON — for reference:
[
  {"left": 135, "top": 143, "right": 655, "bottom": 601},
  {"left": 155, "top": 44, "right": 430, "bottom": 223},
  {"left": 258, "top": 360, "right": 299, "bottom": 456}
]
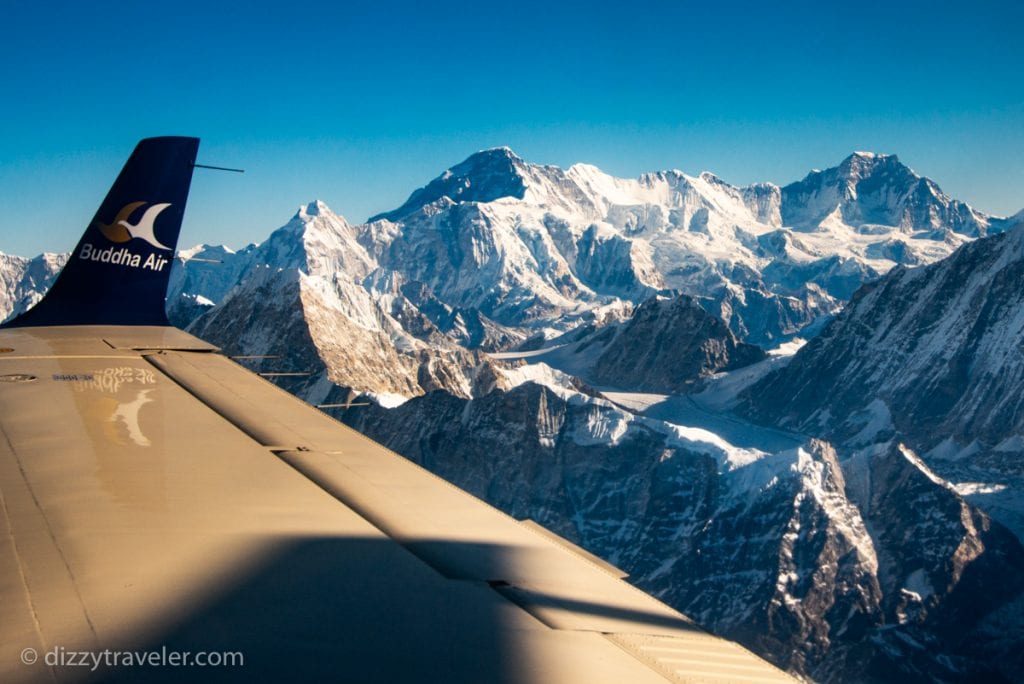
[
  {"left": 341, "top": 383, "right": 1024, "bottom": 683},
  {"left": 739, "top": 221, "right": 1024, "bottom": 540},
  {"left": 589, "top": 294, "right": 766, "bottom": 392},
  {"left": 739, "top": 223, "right": 1024, "bottom": 448}
]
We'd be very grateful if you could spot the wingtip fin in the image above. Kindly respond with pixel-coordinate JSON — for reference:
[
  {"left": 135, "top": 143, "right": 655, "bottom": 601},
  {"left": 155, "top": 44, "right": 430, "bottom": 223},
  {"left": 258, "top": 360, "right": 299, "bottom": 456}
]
[{"left": 3, "top": 137, "right": 200, "bottom": 328}]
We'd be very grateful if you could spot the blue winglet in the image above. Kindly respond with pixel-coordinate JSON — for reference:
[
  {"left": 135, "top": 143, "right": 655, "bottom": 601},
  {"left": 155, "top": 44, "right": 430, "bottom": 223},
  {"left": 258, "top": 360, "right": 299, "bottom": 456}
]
[{"left": 3, "top": 136, "right": 200, "bottom": 328}]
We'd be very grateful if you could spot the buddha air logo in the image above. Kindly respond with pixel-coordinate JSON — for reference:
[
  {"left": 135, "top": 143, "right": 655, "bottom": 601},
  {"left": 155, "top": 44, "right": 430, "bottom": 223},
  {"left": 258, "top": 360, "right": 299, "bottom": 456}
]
[{"left": 78, "top": 201, "right": 172, "bottom": 271}]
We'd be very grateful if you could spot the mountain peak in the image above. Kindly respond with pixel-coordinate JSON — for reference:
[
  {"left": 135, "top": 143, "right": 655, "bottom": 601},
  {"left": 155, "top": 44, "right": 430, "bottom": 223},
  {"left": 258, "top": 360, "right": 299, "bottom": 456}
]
[
  {"left": 298, "top": 199, "right": 332, "bottom": 218},
  {"left": 278, "top": 200, "right": 351, "bottom": 244},
  {"left": 838, "top": 150, "right": 906, "bottom": 176},
  {"left": 698, "top": 170, "right": 728, "bottom": 185},
  {"left": 467, "top": 145, "right": 522, "bottom": 162},
  {"left": 780, "top": 151, "right": 947, "bottom": 230},
  {"left": 370, "top": 148, "right": 529, "bottom": 222},
  {"left": 850, "top": 150, "right": 890, "bottom": 160}
]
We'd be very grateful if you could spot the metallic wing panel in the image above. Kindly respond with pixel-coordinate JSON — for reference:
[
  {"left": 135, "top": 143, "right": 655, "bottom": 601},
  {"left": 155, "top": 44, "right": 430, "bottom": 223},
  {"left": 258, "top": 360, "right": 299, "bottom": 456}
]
[{"left": 0, "top": 328, "right": 792, "bottom": 682}]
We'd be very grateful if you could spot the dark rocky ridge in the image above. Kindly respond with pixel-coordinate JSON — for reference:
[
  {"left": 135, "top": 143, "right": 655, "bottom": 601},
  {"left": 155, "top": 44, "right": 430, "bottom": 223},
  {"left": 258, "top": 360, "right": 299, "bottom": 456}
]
[
  {"left": 591, "top": 294, "right": 766, "bottom": 392},
  {"left": 371, "top": 147, "right": 529, "bottom": 223}
]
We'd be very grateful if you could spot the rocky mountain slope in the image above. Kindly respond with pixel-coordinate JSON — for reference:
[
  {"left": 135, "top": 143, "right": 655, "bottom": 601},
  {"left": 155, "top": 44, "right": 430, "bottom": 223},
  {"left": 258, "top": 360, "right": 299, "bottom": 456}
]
[
  {"left": 538, "top": 293, "right": 767, "bottom": 393},
  {"left": 503, "top": 291, "right": 769, "bottom": 393},
  {"left": 739, "top": 220, "right": 1024, "bottom": 536},
  {"left": 184, "top": 201, "right": 506, "bottom": 401}
]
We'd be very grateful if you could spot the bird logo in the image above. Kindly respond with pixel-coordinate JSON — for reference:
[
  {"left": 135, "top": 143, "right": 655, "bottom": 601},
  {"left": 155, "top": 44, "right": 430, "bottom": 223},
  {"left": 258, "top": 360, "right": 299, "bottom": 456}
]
[{"left": 96, "top": 201, "right": 173, "bottom": 250}]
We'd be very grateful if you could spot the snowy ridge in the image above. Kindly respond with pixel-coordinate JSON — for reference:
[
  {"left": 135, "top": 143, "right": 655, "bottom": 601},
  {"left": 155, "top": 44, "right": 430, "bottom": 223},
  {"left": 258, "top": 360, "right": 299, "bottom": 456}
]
[
  {"left": 336, "top": 149, "right": 1018, "bottom": 348},
  {"left": 184, "top": 204, "right": 511, "bottom": 400}
]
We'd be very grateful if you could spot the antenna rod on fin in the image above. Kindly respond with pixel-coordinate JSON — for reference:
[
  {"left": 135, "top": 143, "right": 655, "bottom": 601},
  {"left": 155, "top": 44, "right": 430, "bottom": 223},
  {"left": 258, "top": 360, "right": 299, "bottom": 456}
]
[
  {"left": 177, "top": 256, "right": 224, "bottom": 264},
  {"left": 193, "top": 163, "right": 245, "bottom": 173}
]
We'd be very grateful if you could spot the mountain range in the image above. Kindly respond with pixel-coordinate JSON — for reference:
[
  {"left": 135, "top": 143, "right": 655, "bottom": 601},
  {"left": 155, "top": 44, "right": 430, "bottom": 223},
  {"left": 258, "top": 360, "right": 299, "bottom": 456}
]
[
  {"left": 3, "top": 149, "right": 1022, "bottom": 682},
  {"left": 169, "top": 148, "right": 1015, "bottom": 404}
]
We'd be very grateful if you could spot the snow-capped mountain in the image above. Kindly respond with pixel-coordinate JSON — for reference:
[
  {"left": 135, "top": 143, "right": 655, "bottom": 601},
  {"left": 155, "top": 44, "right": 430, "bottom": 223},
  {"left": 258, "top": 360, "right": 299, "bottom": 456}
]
[
  {"left": 166, "top": 243, "right": 256, "bottom": 326},
  {"left": 4, "top": 148, "right": 1013, "bottom": 349},
  {"left": 184, "top": 201, "right": 507, "bottom": 400},
  {"left": 347, "top": 148, "right": 1013, "bottom": 346},
  {"left": 154, "top": 148, "right": 1018, "bottom": 403},
  {"left": 0, "top": 251, "right": 67, "bottom": 323},
  {"left": 781, "top": 152, "right": 997, "bottom": 237}
]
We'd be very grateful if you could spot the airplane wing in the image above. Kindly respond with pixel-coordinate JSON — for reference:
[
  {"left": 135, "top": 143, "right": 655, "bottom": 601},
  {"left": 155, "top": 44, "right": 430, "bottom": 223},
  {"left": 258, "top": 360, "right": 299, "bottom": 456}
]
[{"left": 0, "top": 138, "right": 793, "bottom": 683}]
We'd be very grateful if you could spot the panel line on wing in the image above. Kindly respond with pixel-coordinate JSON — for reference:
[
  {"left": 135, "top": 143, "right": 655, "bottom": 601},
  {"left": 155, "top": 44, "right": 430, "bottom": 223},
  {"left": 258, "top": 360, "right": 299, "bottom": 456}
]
[
  {"left": 0, "top": 473, "right": 47, "bottom": 668},
  {"left": 144, "top": 351, "right": 309, "bottom": 450},
  {"left": 0, "top": 423, "right": 100, "bottom": 647},
  {"left": 605, "top": 633, "right": 793, "bottom": 683}
]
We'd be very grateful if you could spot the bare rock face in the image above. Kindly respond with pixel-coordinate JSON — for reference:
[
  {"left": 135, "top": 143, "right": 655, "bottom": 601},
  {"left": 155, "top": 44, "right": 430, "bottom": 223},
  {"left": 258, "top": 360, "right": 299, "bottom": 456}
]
[
  {"left": 590, "top": 294, "right": 765, "bottom": 392},
  {"left": 836, "top": 443, "right": 1024, "bottom": 682}
]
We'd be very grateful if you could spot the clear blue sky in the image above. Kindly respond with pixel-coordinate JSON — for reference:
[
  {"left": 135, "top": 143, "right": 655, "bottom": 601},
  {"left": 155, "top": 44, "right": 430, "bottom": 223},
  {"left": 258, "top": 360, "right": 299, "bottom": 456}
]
[{"left": 1, "top": 0, "right": 1021, "bottom": 256}]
